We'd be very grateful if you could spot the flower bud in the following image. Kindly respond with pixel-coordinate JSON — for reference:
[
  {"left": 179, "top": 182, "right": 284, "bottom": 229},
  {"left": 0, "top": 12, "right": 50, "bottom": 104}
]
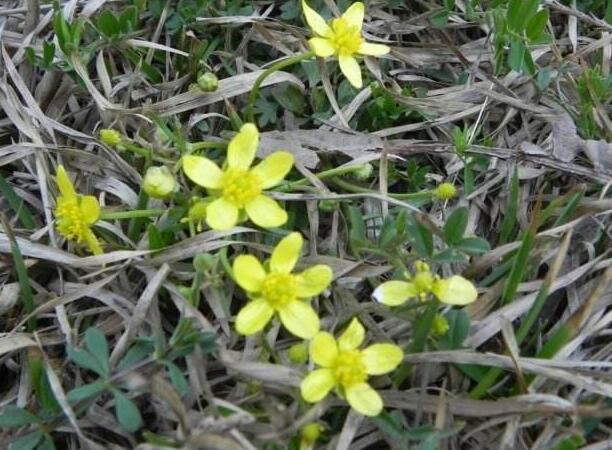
[
  {"left": 300, "top": 423, "right": 323, "bottom": 450},
  {"left": 178, "top": 286, "right": 192, "bottom": 299},
  {"left": 143, "top": 166, "right": 177, "bottom": 199},
  {"left": 287, "top": 341, "right": 309, "bottom": 364},
  {"left": 99, "top": 129, "right": 122, "bottom": 147},
  {"left": 318, "top": 199, "right": 338, "bottom": 212},
  {"left": 431, "top": 314, "right": 450, "bottom": 337},
  {"left": 193, "top": 253, "right": 216, "bottom": 272},
  {"left": 352, "top": 163, "right": 373, "bottom": 181},
  {"left": 197, "top": 72, "right": 219, "bottom": 92},
  {"left": 434, "top": 182, "right": 457, "bottom": 200}
]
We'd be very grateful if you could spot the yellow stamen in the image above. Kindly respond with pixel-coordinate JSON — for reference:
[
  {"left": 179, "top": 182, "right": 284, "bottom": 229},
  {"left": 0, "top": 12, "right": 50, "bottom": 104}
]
[
  {"left": 221, "top": 168, "right": 262, "bottom": 207},
  {"left": 261, "top": 273, "right": 297, "bottom": 308},
  {"left": 55, "top": 199, "right": 88, "bottom": 243},
  {"left": 330, "top": 18, "right": 363, "bottom": 55},
  {"left": 332, "top": 350, "right": 367, "bottom": 387}
]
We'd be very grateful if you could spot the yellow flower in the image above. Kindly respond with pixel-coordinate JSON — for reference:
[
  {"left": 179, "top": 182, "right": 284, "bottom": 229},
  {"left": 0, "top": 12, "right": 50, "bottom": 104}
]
[
  {"left": 233, "top": 232, "right": 332, "bottom": 339},
  {"left": 301, "top": 318, "right": 403, "bottom": 416},
  {"left": 434, "top": 182, "right": 457, "bottom": 200},
  {"left": 54, "top": 165, "right": 103, "bottom": 255},
  {"left": 372, "top": 261, "right": 478, "bottom": 306},
  {"left": 143, "top": 166, "right": 177, "bottom": 199},
  {"left": 182, "top": 123, "right": 294, "bottom": 230},
  {"left": 302, "top": 1, "right": 390, "bottom": 88}
]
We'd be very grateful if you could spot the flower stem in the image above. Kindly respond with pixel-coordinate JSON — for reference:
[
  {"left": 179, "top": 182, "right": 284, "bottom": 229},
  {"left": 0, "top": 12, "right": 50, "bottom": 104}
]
[
  {"left": 100, "top": 208, "right": 166, "bottom": 220},
  {"left": 121, "top": 142, "right": 174, "bottom": 164},
  {"left": 245, "top": 50, "right": 315, "bottom": 123}
]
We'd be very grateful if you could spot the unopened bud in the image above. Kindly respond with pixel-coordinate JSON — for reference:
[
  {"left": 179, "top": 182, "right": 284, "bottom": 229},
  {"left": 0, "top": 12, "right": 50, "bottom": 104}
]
[
  {"left": 318, "top": 199, "right": 338, "bottom": 212},
  {"left": 197, "top": 72, "right": 219, "bottom": 92},
  {"left": 431, "top": 314, "right": 450, "bottom": 337},
  {"left": 143, "top": 166, "right": 177, "bottom": 199},
  {"left": 193, "top": 253, "right": 216, "bottom": 272},
  {"left": 99, "top": 129, "right": 122, "bottom": 147},
  {"left": 352, "top": 163, "right": 373, "bottom": 181},
  {"left": 287, "top": 341, "right": 308, "bottom": 364}
]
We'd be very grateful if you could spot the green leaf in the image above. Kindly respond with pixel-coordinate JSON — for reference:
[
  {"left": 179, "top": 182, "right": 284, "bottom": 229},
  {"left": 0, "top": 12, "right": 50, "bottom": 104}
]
[
  {"left": 42, "top": 42, "right": 55, "bottom": 67},
  {"left": 406, "top": 215, "right": 433, "bottom": 257},
  {"left": 98, "top": 10, "right": 120, "bottom": 37},
  {"left": 430, "top": 10, "right": 449, "bottom": 27},
  {"left": 378, "top": 214, "right": 398, "bottom": 249},
  {"left": 119, "top": 6, "right": 138, "bottom": 33},
  {"left": 67, "top": 348, "right": 106, "bottom": 377},
  {"left": 37, "top": 436, "right": 56, "bottom": 450},
  {"left": 499, "top": 167, "right": 519, "bottom": 244},
  {"left": 506, "top": 0, "right": 523, "bottom": 31},
  {"left": 526, "top": 9, "right": 549, "bottom": 42},
  {"left": 147, "top": 224, "right": 165, "bottom": 250},
  {"left": 438, "top": 310, "right": 470, "bottom": 350},
  {"left": 117, "top": 340, "right": 154, "bottom": 371},
  {"left": 508, "top": 38, "right": 528, "bottom": 73},
  {"left": 432, "top": 248, "right": 466, "bottom": 263},
  {"left": 84, "top": 328, "right": 110, "bottom": 377},
  {"left": 67, "top": 381, "right": 107, "bottom": 403},
  {"left": 0, "top": 406, "right": 39, "bottom": 427},
  {"left": 443, "top": 207, "right": 468, "bottom": 245},
  {"left": 271, "top": 85, "right": 306, "bottom": 114},
  {"left": 454, "top": 237, "right": 490, "bottom": 254},
  {"left": 10, "top": 431, "right": 43, "bottom": 450},
  {"left": 112, "top": 390, "right": 143, "bottom": 433},
  {"left": 165, "top": 361, "right": 189, "bottom": 396}
]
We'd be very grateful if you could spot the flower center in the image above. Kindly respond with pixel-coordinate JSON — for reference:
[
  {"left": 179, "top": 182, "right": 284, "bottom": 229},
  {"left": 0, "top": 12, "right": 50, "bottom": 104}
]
[
  {"left": 330, "top": 18, "right": 363, "bottom": 55},
  {"left": 261, "top": 273, "right": 297, "bottom": 308},
  {"left": 333, "top": 350, "right": 367, "bottom": 387},
  {"left": 55, "top": 199, "right": 87, "bottom": 242},
  {"left": 221, "top": 168, "right": 262, "bottom": 207},
  {"left": 413, "top": 271, "right": 435, "bottom": 299}
]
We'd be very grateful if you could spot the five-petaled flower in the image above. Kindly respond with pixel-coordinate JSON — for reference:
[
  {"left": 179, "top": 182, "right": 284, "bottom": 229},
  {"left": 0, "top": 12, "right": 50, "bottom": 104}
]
[
  {"left": 54, "top": 165, "right": 103, "bottom": 255},
  {"left": 372, "top": 261, "right": 478, "bottom": 306},
  {"left": 182, "top": 123, "right": 294, "bottom": 230},
  {"left": 301, "top": 318, "right": 403, "bottom": 416},
  {"left": 233, "top": 232, "right": 332, "bottom": 339},
  {"left": 302, "top": 1, "right": 390, "bottom": 88}
]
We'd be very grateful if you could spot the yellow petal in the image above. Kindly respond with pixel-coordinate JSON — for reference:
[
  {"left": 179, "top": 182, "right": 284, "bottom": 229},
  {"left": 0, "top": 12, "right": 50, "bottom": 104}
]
[
  {"left": 245, "top": 195, "right": 288, "bottom": 228},
  {"left": 309, "top": 331, "right": 338, "bottom": 367},
  {"left": 278, "top": 300, "right": 320, "bottom": 339},
  {"left": 345, "top": 383, "right": 383, "bottom": 416},
  {"left": 338, "top": 54, "right": 362, "bottom": 88},
  {"left": 233, "top": 255, "right": 266, "bottom": 292},
  {"left": 79, "top": 195, "right": 100, "bottom": 225},
  {"left": 342, "top": 2, "right": 364, "bottom": 30},
  {"left": 271, "top": 232, "right": 302, "bottom": 274},
  {"left": 182, "top": 155, "right": 223, "bottom": 189},
  {"left": 358, "top": 42, "right": 390, "bottom": 56},
  {"left": 228, "top": 123, "right": 259, "bottom": 170},
  {"left": 338, "top": 318, "right": 364, "bottom": 351},
  {"left": 206, "top": 197, "right": 239, "bottom": 230},
  {"left": 83, "top": 228, "right": 103, "bottom": 255},
  {"left": 361, "top": 343, "right": 403, "bottom": 375},
  {"left": 56, "top": 165, "right": 77, "bottom": 200},
  {"left": 251, "top": 151, "right": 294, "bottom": 189},
  {"left": 301, "top": 368, "right": 336, "bottom": 403},
  {"left": 296, "top": 265, "right": 332, "bottom": 297},
  {"left": 432, "top": 275, "right": 478, "bottom": 305},
  {"left": 302, "top": 0, "right": 332, "bottom": 37},
  {"left": 372, "top": 280, "right": 416, "bottom": 306},
  {"left": 235, "top": 298, "right": 274, "bottom": 335},
  {"left": 309, "top": 37, "right": 336, "bottom": 57}
]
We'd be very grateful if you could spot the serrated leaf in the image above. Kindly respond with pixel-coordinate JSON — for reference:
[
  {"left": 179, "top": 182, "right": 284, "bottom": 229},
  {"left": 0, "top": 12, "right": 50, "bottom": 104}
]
[
  {"left": 67, "top": 348, "right": 106, "bottom": 377},
  {"left": 0, "top": 406, "right": 39, "bottom": 427},
  {"left": 112, "top": 390, "right": 143, "bottom": 433},
  {"left": 454, "top": 237, "right": 490, "bottom": 254},
  {"left": 67, "top": 381, "right": 107, "bottom": 403},
  {"left": 10, "top": 431, "right": 43, "bottom": 450},
  {"left": 84, "top": 328, "right": 109, "bottom": 377},
  {"left": 443, "top": 207, "right": 468, "bottom": 245}
]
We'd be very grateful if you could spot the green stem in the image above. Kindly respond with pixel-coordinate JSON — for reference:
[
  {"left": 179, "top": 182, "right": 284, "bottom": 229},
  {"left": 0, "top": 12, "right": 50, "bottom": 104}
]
[
  {"left": 245, "top": 50, "right": 315, "bottom": 123},
  {"left": 330, "top": 177, "right": 435, "bottom": 201},
  {"left": 188, "top": 141, "right": 227, "bottom": 152},
  {"left": 100, "top": 208, "right": 165, "bottom": 220},
  {"left": 121, "top": 142, "right": 174, "bottom": 164}
]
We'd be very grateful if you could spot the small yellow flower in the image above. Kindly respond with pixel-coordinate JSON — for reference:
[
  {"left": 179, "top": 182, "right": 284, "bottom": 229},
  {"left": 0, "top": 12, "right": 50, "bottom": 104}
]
[
  {"left": 143, "top": 166, "right": 177, "bottom": 199},
  {"left": 434, "top": 182, "right": 457, "bottom": 200},
  {"left": 54, "top": 165, "right": 103, "bottom": 255},
  {"left": 301, "top": 318, "right": 403, "bottom": 416},
  {"left": 233, "top": 232, "right": 332, "bottom": 339},
  {"left": 99, "top": 129, "right": 122, "bottom": 147},
  {"left": 302, "top": 1, "right": 390, "bottom": 88},
  {"left": 182, "top": 123, "right": 294, "bottom": 230},
  {"left": 372, "top": 261, "right": 478, "bottom": 306}
]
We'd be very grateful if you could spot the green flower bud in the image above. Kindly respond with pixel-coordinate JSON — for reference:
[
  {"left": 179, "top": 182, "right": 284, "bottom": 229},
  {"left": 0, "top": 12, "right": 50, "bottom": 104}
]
[
  {"left": 352, "top": 163, "right": 373, "bottom": 181},
  {"left": 99, "top": 129, "right": 122, "bottom": 147},
  {"left": 197, "top": 72, "right": 219, "bottom": 92},
  {"left": 177, "top": 286, "right": 192, "bottom": 299},
  {"left": 300, "top": 423, "right": 323, "bottom": 449},
  {"left": 193, "top": 253, "right": 216, "bottom": 272},
  {"left": 431, "top": 314, "right": 450, "bottom": 337},
  {"left": 434, "top": 182, "right": 457, "bottom": 200},
  {"left": 287, "top": 341, "right": 309, "bottom": 364},
  {"left": 143, "top": 166, "right": 177, "bottom": 199},
  {"left": 318, "top": 199, "right": 338, "bottom": 212}
]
